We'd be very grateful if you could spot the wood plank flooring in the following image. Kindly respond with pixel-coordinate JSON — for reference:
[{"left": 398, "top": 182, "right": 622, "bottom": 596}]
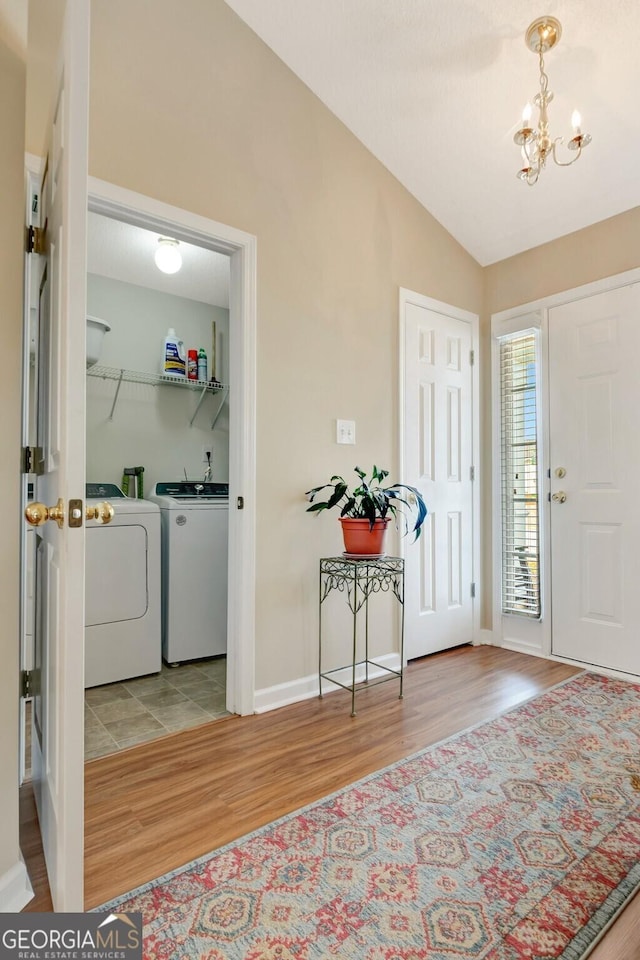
[{"left": 19, "top": 646, "right": 640, "bottom": 958}]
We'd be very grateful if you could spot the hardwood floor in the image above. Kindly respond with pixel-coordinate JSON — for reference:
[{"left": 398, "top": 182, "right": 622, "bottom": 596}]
[{"left": 19, "top": 646, "right": 640, "bottom": 958}]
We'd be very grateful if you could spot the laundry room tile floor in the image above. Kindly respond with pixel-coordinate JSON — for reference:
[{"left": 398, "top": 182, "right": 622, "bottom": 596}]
[{"left": 84, "top": 656, "right": 229, "bottom": 759}]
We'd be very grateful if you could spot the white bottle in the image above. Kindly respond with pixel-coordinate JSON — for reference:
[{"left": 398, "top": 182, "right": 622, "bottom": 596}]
[
  {"left": 162, "top": 328, "right": 186, "bottom": 377},
  {"left": 197, "top": 347, "right": 208, "bottom": 382}
]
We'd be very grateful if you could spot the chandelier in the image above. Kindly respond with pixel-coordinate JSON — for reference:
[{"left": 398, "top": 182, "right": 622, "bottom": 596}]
[{"left": 514, "top": 17, "right": 591, "bottom": 185}]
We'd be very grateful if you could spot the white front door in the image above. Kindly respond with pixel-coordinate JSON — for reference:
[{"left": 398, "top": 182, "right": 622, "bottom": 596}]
[
  {"left": 401, "top": 290, "right": 475, "bottom": 660},
  {"left": 27, "top": 0, "right": 90, "bottom": 910},
  {"left": 549, "top": 283, "right": 640, "bottom": 674}
]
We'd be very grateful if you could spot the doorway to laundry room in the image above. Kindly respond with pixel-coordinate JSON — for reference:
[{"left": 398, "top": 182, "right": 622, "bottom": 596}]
[
  {"left": 21, "top": 175, "right": 257, "bottom": 786},
  {"left": 83, "top": 210, "right": 235, "bottom": 759}
]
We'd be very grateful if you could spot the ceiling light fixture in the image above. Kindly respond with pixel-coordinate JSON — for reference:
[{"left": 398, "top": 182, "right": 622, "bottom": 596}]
[
  {"left": 154, "top": 237, "right": 182, "bottom": 274},
  {"left": 514, "top": 17, "right": 591, "bottom": 186}
]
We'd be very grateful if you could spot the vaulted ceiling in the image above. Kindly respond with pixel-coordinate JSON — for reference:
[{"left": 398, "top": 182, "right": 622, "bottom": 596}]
[{"left": 224, "top": 0, "right": 640, "bottom": 265}]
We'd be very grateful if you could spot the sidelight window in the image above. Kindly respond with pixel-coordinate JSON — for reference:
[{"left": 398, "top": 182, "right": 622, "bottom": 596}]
[{"left": 498, "top": 332, "right": 541, "bottom": 618}]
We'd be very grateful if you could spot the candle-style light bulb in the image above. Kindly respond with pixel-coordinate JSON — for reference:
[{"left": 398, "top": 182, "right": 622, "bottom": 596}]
[
  {"left": 522, "top": 103, "right": 533, "bottom": 127},
  {"left": 571, "top": 110, "right": 582, "bottom": 134}
]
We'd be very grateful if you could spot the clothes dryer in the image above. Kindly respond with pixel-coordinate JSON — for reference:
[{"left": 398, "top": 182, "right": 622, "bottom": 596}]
[
  {"left": 148, "top": 482, "right": 229, "bottom": 664},
  {"left": 85, "top": 483, "right": 161, "bottom": 687}
]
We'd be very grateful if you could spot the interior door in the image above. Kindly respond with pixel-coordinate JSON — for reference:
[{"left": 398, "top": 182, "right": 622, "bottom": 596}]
[
  {"left": 26, "top": 0, "right": 90, "bottom": 910},
  {"left": 549, "top": 283, "right": 640, "bottom": 674},
  {"left": 402, "top": 291, "right": 475, "bottom": 660}
]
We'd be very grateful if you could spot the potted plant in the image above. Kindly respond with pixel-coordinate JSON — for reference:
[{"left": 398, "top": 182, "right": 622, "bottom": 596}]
[{"left": 305, "top": 465, "right": 427, "bottom": 556}]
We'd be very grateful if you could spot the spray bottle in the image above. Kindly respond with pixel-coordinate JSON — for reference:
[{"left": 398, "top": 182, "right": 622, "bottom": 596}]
[{"left": 197, "top": 347, "right": 208, "bottom": 382}]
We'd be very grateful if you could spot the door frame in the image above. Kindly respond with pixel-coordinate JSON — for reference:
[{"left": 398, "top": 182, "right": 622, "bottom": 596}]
[
  {"left": 88, "top": 177, "right": 257, "bottom": 715},
  {"left": 398, "top": 288, "right": 481, "bottom": 652},
  {"left": 491, "top": 266, "right": 640, "bottom": 675}
]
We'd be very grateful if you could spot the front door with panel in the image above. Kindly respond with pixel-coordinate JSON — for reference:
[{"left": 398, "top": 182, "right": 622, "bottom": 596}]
[
  {"left": 549, "top": 283, "right": 640, "bottom": 674},
  {"left": 24, "top": 0, "right": 90, "bottom": 910},
  {"left": 402, "top": 293, "right": 475, "bottom": 660}
]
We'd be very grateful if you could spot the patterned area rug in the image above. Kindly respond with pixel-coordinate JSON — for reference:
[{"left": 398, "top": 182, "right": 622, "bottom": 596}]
[{"left": 103, "top": 673, "right": 640, "bottom": 958}]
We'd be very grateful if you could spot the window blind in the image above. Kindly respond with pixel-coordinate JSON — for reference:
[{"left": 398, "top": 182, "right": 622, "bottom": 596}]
[{"left": 499, "top": 333, "right": 541, "bottom": 617}]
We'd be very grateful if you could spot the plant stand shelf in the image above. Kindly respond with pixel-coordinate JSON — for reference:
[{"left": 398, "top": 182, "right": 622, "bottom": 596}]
[{"left": 318, "top": 555, "right": 405, "bottom": 716}]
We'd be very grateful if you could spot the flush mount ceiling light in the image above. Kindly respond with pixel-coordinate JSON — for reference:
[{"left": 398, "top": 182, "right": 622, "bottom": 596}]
[
  {"left": 514, "top": 16, "right": 591, "bottom": 186},
  {"left": 154, "top": 237, "right": 182, "bottom": 274}
]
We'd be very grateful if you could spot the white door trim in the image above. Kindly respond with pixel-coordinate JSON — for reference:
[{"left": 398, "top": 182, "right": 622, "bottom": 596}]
[
  {"left": 491, "top": 266, "right": 640, "bottom": 667},
  {"left": 88, "top": 177, "right": 257, "bottom": 715},
  {"left": 398, "top": 288, "right": 481, "bottom": 648},
  {"left": 490, "top": 309, "right": 547, "bottom": 657}
]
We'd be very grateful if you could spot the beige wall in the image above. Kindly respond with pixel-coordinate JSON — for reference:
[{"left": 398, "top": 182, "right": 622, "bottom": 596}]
[
  {"left": 485, "top": 207, "right": 640, "bottom": 316},
  {"left": 0, "top": 31, "right": 26, "bottom": 883},
  {"left": 84, "top": 0, "right": 484, "bottom": 689}
]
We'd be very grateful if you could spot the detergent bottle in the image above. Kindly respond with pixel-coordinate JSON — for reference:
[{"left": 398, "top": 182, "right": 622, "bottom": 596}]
[{"left": 162, "top": 328, "right": 186, "bottom": 377}]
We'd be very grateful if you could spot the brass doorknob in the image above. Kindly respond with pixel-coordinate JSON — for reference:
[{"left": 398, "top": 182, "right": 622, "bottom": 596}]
[
  {"left": 85, "top": 501, "right": 114, "bottom": 525},
  {"left": 25, "top": 498, "right": 65, "bottom": 529},
  {"left": 552, "top": 491, "right": 567, "bottom": 503}
]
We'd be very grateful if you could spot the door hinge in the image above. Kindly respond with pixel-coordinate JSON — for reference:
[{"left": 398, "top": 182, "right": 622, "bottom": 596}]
[
  {"left": 25, "top": 225, "right": 46, "bottom": 255},
  {"left": 22, "top": 445, "right": 44, "bottom": 475},
  {"left": 470, "top": 465, "right": 475, "bottom": 481},
  {"left": 469, "top": 349, "right": 475, "bottom": 366},
  {"left": 237, "top": 496, "right": 244, "bottom": 510},
  {"left": 21, "top": 669, "right": 40, "bottom": 698},
  {"left": 470, "top": 582, "right": 476, "bottom": 599}
]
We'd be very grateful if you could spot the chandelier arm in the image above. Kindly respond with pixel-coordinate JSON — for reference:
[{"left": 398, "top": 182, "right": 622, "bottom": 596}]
[
  {"left": 516, "top": 136, "right": 541, "bottom": 185},
  {"left": 551, "top": 138, "right": 582, "bottom": 168}
]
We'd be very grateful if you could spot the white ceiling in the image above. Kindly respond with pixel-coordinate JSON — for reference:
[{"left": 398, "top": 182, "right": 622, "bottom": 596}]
[
  {"left": 87, "top": 212, "right": 230, "bottom": 308},
  {"left": 224, "top": 0, "right": 640, "bottom": 265}
]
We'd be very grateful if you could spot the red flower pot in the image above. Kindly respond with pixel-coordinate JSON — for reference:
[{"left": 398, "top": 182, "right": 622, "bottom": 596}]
[{"left": 339, "top": 517, "right": 389, "bottom": 556}]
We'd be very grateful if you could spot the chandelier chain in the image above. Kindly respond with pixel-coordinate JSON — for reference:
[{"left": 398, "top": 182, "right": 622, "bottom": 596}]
[{"left": 538, "top": 49, "right": 548, "bottom": 99}]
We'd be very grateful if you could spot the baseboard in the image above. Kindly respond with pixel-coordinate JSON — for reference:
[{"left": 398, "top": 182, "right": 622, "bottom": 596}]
[
  {"left": 254, "top": 654, "right": 402, "bottom": 714},
  {"left": 476, "top": 628, "right": 497, "bottom": 646},
  {"left": 501, "top": 638, "right": 545, "bottom": 657},
  {"left": 0, "top": 856, "right": 34, "bottom": 912}
]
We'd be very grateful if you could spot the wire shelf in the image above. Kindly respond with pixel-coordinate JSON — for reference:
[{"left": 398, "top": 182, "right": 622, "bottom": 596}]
[
  {"left": 86, "top": 364, "right": 229, "bottom": 428},
  {"left": 87, "top": 365, "right": 226, "bottom": 392}
]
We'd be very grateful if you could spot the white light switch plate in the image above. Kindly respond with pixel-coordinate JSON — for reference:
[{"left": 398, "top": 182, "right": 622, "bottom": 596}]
[{"left": 336, "top": 419, "right": 356, "bottom": 444}]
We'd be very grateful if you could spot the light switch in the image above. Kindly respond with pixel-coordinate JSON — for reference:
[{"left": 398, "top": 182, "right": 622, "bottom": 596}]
[{"left": 336, "top": 419, "right": 356, "bottom": 445}]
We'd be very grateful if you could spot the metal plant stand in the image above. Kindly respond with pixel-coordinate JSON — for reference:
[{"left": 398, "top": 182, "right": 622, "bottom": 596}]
[{"left": 318, "top": 556, "right": 405, "bottom": 716}]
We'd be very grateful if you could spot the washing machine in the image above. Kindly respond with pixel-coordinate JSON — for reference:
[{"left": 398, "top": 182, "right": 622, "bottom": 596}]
[
  {"left": 148, "top": 481, "right": 229, "bottom": 664},
  {"left": 85, "top": 483, "right": 161, "bottom": 687}
]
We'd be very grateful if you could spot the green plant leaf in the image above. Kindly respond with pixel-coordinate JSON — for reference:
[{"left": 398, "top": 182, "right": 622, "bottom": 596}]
[
  {"left": 306, "top": 502, "right": 328, "bottom": 514},
  {"left": 326, "top": 482, "right": 348, "bottom": 509},
  {"left": 340, "top": 496, "right": 356, "bottom": 517}
]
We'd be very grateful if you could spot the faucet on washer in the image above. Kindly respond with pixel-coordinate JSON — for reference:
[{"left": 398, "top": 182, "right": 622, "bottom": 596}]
[{"left": 203, "top": 450, "right": 213, "bottom": 483}]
